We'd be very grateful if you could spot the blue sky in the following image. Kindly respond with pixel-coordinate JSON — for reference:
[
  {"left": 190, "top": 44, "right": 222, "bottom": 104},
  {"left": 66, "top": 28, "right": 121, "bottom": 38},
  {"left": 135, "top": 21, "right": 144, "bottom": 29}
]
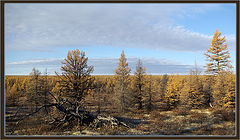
[{"left": 5, "top": 3, "right": 236, "bottom": 75}]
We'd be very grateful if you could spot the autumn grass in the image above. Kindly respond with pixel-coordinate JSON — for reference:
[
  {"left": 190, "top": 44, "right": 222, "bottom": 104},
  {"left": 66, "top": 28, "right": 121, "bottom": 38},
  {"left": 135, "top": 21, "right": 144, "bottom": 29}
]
[
  {"left": 134, "top": 108, "right": 235, "bottom": 135},
  {"left": 6, "top": 106, "right": 235, "bottom": 136}
]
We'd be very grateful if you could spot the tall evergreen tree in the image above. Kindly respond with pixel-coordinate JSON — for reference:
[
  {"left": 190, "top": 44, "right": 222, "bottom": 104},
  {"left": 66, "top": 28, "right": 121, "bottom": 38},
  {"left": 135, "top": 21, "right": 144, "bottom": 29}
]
[
  {"left": 115, "top": 50, "right": 131, "bottom": 112},
  {"left": 26, "top": 68, "right": 43, "bottom": 112},
  {"left": 181, "top": 70, "right": 205, "bottom": 109},
  {"left": 164, "top": 75, "right": 183, "bottom": 110},
  {"left": 6, "top": 82, "right": 18, "bottom": 106},
  {"left": 56, "top": 49, "right": 94, "bottom": 108},
  {"left": 42, "top": 69, "right": 51, "bottom": 114},
  {"left": 223, "top": 74, "right": 235, "bottom": 108},
  {"left": 144, "top": 75, "right": 154, "bottom": 112},
  {"left": 204, "top": 29, "right": 232, "bottom": 74},
  {"left": 133, "top": 59, "right": 146, "bottom": 110},
  {"left": 202, "top": 75, "right": 214, "bottom": 108},
  {"left": 159, "top": 74, "right": 169, "bottom": 98},
  {"left": 212, "top": 71, "right": 235, "bottom": 108}
]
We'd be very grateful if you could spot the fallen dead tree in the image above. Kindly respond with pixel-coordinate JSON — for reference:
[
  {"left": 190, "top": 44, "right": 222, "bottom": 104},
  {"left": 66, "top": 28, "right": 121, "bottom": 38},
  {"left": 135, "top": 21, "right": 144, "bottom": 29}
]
[{"left": 15, "top": 92, "right": 130, "bottom": 131}]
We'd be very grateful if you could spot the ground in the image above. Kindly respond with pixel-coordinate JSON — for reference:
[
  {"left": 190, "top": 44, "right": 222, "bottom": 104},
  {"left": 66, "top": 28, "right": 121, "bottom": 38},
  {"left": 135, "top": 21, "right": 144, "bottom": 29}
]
[{"left": 5, "top": 106, "right": 235, "bottom": 136}]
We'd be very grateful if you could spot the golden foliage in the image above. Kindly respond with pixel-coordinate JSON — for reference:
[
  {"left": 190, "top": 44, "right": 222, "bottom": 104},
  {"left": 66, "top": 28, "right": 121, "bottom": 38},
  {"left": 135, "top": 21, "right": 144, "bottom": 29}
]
[
  {"left": 164, "top": 75, "right": 184, "bottom": 110},
  {"left": 114, "top": 50, "right": 132, "bottom": 112},
  {"left": 58, "top": 49, "right": 94, "bottom": 103},
  {"left": 204, "top": 29, "right": 232, "bottom": 74}
]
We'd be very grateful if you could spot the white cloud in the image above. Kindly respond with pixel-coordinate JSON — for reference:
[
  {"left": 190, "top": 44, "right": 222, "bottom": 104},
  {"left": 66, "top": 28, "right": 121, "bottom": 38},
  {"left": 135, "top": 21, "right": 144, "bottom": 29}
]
[
  {"left": 8, "top": 58, "right": 62, "bottom": 65},
  {"left": 5, "top": 4, "right": 235, "bottom": 52},
  {"left": 6, "top": 57, "right": 193, "bottom": 75}
]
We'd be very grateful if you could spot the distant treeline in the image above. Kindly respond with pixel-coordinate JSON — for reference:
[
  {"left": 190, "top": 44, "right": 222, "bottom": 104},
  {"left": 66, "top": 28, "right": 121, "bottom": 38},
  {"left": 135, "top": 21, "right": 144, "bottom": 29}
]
[{"left": 5, "top": 72, "right": 235, "bottom": 113}]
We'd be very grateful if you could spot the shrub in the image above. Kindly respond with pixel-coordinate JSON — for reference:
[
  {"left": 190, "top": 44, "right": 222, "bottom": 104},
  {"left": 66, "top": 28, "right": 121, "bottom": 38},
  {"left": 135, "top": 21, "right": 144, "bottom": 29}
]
[{"left": 212, "top": 109, "right": 235, "bottom": 122}]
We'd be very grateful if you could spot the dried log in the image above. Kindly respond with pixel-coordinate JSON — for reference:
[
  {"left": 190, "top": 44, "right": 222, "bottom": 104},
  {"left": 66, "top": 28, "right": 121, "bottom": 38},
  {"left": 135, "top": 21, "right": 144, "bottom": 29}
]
[{"left": 16, "top": 101, "right": 129, "bottom": 129}]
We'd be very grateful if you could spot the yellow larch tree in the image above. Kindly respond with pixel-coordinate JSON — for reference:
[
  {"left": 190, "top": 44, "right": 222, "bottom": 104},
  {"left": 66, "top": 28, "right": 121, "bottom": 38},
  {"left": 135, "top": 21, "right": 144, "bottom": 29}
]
[
  {"left": 144, "top": 75, "right": 156, "bottom": 112},
  {"left": 212, "top": 71, "right": 235, "bottom": 108},
  {"left": 204, "top": 29, "right": 232, "bottom": 74},
  {"left": 164, "top": 75, "right": 184, "bottom": 110},
  {"left": 114, "top": 50, "right": 131, "bottom": 112},
  {"left": 180, "top": 69, "right": 205, "bottom": 109},
  {"left": 133, "top": 59, "right": 146, "bottom": 110},
  {"left": 57, "top": 49, "right": 94, "bottom": 106}
]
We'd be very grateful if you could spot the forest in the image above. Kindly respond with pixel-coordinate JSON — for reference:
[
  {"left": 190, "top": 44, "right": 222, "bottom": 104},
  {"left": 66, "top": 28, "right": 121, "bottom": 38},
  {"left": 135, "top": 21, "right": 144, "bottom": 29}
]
[{"left": 5, "top": 30, "right": 236, "bottom": 136}]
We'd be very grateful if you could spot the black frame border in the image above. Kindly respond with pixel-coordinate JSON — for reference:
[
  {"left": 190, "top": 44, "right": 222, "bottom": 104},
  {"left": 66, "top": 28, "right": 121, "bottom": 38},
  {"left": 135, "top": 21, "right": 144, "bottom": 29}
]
[{"left": 0, "top": 0, "right": 239, "bottom": 139}]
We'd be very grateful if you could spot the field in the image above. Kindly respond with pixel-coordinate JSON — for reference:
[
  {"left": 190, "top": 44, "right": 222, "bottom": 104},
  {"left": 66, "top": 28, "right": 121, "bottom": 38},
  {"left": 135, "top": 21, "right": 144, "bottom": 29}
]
[{"left": 5, "top": 106, "right": 236, "bottom": 135}]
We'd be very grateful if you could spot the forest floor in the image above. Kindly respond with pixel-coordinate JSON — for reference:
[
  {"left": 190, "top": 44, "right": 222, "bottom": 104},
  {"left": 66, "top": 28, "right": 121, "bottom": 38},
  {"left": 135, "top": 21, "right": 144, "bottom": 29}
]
[{"left": 5, "top": 106, "right": 235, "bottom": 136}]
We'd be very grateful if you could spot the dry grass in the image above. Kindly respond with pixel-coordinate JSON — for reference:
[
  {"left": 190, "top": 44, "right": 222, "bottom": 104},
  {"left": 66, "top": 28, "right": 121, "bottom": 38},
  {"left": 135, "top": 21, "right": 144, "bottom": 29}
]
[
  {"left": 172, "top": 108, "right": 190, "bottom": 116},
  {"left": 6, "top": 107, "right": 235, "bottom": 136}
]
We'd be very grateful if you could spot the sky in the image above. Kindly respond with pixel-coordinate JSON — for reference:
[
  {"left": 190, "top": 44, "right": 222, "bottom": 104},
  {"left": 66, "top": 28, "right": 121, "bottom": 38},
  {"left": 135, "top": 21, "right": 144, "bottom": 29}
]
[{"left": 5, "top": 3, "right": 236, "bottom": 75}]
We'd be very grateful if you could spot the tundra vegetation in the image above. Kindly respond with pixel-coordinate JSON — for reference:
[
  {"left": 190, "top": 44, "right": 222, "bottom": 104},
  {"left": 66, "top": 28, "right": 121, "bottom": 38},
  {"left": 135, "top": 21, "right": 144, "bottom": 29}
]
[{"left": 5, "top": 30, "right": 236, "bottom": 136}]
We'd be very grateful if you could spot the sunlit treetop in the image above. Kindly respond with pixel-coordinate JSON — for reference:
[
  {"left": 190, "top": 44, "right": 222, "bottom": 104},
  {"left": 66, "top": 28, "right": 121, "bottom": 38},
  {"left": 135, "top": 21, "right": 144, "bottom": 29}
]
[{"left": 204, "top": 29, "right": 232, "bottom": 75}]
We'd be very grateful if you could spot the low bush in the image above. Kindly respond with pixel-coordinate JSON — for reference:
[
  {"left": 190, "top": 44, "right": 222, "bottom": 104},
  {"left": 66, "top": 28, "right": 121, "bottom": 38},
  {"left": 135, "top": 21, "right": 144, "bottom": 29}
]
[{"left": 212, "top": 109, "right": 235, "bottom": 122}]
